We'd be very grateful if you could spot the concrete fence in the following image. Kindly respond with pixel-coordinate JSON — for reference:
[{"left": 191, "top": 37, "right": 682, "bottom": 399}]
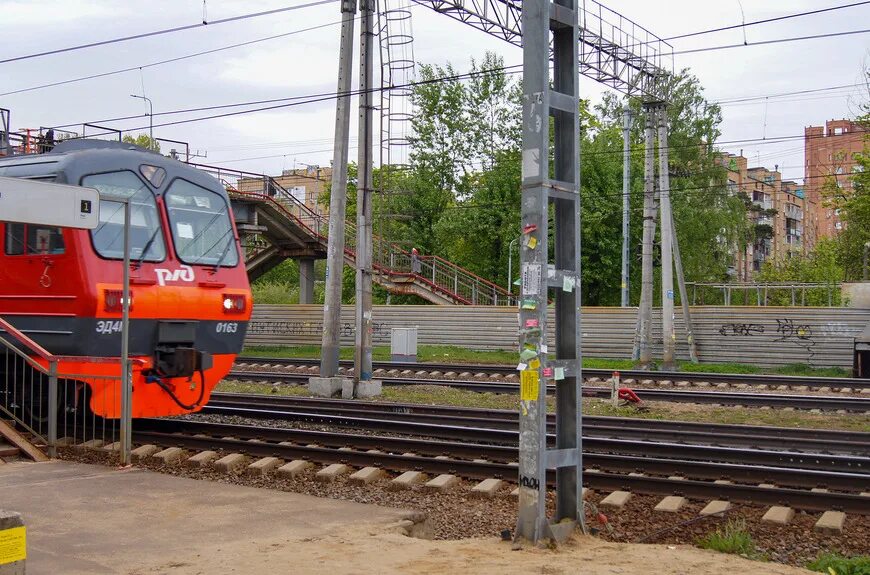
[{"left": 247, "top": 305, "right": 870, "bottom": 368}]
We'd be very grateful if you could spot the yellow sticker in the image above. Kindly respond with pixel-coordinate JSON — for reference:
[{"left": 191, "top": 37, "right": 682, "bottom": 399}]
[
  {"left": 526, "top": 236, "right": 538, "bottom": 249},
  {"left": 528, "top": 358, "right": 541, "bottom": 369},
  {"left": 0, "top": 526, "right": 26, "bottom": 565},
  {"left": 520, "top": 370, "right": 539, "bottom": 401}
]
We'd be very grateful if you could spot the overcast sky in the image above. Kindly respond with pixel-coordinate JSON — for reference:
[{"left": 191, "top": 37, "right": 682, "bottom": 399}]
[{"left": 1, "top": 0, "right": 867, "bottom": 184}]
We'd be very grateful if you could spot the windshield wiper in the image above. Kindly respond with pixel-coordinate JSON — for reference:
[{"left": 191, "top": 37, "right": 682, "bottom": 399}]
[
  {"left": 212, "top": 235, "right": 235, "bottom": 271},
  {"left": 134, "top": 227, "right": 161, "bottom": 268}
]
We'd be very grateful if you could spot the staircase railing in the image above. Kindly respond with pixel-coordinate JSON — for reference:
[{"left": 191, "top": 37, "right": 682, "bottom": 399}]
[
  {"left": 197, "top": 162, "right": 517, "bottom": 305},
  {"left": 0, "top": 317, "right": 129, "bottom": 458}
]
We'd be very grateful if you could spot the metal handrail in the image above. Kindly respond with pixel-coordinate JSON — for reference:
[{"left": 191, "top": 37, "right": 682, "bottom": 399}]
[
  {"left": 201, "top": 162, "right": 517, "bottom": 305},
  {"left": 0, "top": 317, "right": 141, "bottom": 456}
]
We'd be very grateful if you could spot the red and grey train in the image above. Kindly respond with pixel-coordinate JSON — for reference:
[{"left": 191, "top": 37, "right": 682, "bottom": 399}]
[{"left": 0, "top": 139, "right": 251, "bottom": 418}]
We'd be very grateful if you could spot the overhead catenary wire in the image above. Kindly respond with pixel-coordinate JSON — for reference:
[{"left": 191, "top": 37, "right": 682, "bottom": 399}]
[
  {"left": 50, "top": 71, "right": 865, "bottom": 157},
  {"left": 0, "top": 18, "right": 349, "bottom": 97},
  {"left": 3, "top": 0, "right": 864, "bottom": 97},
  {"left": 661, "top": 1, "right": 870, "bottom": 43},
  {"left": 40, "top": 18, "right": 868, "bottom": 137},
  {"left": 393, "top": 171, "right": 852, "bottom": 214},
  {"left": 670, "top": 28, "right": 870, "bottom": 57},
  {"left": 0, "top": 0, "right": 339, "bottom": 65},
  {"left": 29, "top": 23, "right": 865, "bottom": 174}
]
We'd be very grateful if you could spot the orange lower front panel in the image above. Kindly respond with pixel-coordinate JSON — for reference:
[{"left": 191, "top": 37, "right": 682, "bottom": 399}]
[{"left": 55, "top": 354, "right": 236, "bottom": 418}]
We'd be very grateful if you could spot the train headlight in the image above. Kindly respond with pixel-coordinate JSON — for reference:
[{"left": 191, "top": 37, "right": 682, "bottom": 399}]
[{"left": 222, "top": 293, "right": 246, "bottom": 314}]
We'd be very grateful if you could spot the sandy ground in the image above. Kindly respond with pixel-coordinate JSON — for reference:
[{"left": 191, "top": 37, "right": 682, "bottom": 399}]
[
  {"left": 137, "top": 526, "right": 815, "bottom": 575},
  {"left": 5, "top": 461, "right": 818, "bottom": 575}
]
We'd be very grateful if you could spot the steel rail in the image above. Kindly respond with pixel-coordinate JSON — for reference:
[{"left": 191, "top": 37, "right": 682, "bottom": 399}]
[
  {"left": 208, "top": 393, "right": 870, "bottom": 454},
  {"left": 194, "top": 404, "right": 869, "bottom": 474},
  {"left": 225, "top": 371, "right": 870, "bottom": 411},
  {"left": 236, "top": 356, "right": 870, "bottom": 391},
  {"left": 133, "top": 419, "right": 870, "bottom": 513}
]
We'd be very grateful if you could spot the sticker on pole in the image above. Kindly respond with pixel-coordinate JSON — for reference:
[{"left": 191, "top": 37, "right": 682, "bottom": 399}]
[
  {"left": 0, "top": 526, "right": 26, "bottom": 565},
  {"left": 520, "top": 369, "right": 539, "bottom": 401},
  {"left": 521, "top": 263, "right": 541, "bottom": 296}
]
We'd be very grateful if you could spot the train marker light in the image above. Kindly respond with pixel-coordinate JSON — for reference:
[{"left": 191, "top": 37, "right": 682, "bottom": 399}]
[{"left": 104, "top": 289, "right": 133, "bottom": 313}]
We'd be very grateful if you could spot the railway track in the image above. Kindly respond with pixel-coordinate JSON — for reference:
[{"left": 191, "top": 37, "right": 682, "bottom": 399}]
[
  {"left": 206, "top": 393, "right": 870, "bottom": 455},
  {"left": 126, "top": 394, "right": 870, "bottom": 514},
  {"left": 236, "top": 356, "right": 870, "bottom": 392},
  {"left": 225, "top": 370, "right": 870, "bottom": 411}
]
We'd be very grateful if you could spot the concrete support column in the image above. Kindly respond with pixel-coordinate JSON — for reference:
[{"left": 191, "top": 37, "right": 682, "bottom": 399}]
[{"left": 298, "top": 258, "right": 315, "bottom": 304}]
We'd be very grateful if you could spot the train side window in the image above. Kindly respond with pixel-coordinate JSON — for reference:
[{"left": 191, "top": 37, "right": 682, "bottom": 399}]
[{"left": 4, "top": 222, "right": 65, "bottom": 255}]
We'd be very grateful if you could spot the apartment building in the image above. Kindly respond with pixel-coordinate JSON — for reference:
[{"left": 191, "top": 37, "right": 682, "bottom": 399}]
[
  {"left": 719, "top": 153, "right": 805, "bottom": 280},
  {"left": 270, "top": 166, "right": 332, "bottom": 217},
  {"left": 804, "top": 119, "right": 867, "bottom": 242},
  {"left": 237, "top": 165, "right": 332, "bottom": 217}
]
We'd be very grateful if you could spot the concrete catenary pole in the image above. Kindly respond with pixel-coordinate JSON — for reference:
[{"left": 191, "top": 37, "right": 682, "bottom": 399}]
[
  {"left": 669, "top": 206, "right": 699, "bottom": 362},
  {"left": 620, "top": 108, "right": 632, "bottom": 307},
  {"left": 319, "top": 0, "right": 357, "bottom": 378},
  {"left": 658, "top": 104, "right": 676, "bottom": 369},
  {"left": 636, "top": 103, "right": 656, "bottom": 367},
  {"left": 354, "top": 0, "right": 375, "bottom": 386}
]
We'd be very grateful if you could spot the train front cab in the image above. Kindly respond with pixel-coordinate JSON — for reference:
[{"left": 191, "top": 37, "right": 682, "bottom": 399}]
[{"left": 0, "top": 144, "right": 251, "bottom": 418}]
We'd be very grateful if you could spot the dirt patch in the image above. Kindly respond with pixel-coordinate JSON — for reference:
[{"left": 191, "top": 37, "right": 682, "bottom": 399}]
[
  {"left": 60, "top": 448, "right": 869, "bottom": 570},
  {"left": 135, "top": 528, "right": 819, "bottom": 575}
]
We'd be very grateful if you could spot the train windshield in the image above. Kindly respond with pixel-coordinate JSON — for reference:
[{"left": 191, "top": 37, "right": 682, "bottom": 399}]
[
  {"left": 165, "top": 179, "right": 238, "bottom": 267},
  {"left": 82, "top": 171, "right": 166, "bottom": 262}
]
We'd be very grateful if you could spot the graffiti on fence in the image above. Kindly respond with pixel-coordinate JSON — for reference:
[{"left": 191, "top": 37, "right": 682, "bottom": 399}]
[
  {"left": 774, "top": 318, "right": 816, "bottom": 363},
  {"left": 718, "top": 323, "right": 765, "bottom": 336},
  {"left": 820, "top": 321, "right": 853, "bottom": 337},
  {"left": 249, "top": 320, "right": 388, "bottom": 340},
  {"left": 716, "top": 318, "right": 818, "bottom": 363}
]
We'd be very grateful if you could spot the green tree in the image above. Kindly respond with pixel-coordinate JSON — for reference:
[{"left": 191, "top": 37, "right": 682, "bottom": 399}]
[
  {"left": 836, "top": 119, "right": 869, "bottom": 280},
  {"left": 755, "top": 239, "right": 844, "bottom": 305},
  {"left": 595, "top": 70, "right": 748, "bottom": 304},
  {"left": 840, "top": 150, "right": 869, "bottom": 280},
  {"left": 122, "top": 133, "right": 160, "bottom": 152}
]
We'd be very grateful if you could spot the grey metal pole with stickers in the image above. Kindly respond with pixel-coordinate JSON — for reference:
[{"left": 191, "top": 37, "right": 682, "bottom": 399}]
[{"left": 515, "top": 0, "right": 584, "bottom": 545}]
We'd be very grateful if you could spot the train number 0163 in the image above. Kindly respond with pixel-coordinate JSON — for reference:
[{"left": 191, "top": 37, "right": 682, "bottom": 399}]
[{"left": 216, "top": 322, "right": 239, "bottom": 334}]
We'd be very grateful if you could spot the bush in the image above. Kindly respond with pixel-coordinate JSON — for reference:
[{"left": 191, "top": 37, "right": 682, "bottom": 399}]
[
  {"left": 251, "top": 282, "right": 296, "bottom": 304},
  {"left": 697, "top": 519, "right": 760, "bottom": 559},
  {"left": 807, "top": 553, "right": 870, "bottom": 575}
]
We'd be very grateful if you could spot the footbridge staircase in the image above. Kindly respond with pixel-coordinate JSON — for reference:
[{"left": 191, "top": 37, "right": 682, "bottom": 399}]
[{"left": 197, "top": 164, "right": 515, "bottom": 306}]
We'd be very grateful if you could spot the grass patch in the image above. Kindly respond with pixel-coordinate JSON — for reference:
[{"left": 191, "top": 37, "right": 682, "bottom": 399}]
[
  {"left": 215, "top": 380, "right": 313, "bottom": 397},
  {"left": 676, "top": 361, "right": 849, "bottom": 378},
  {"left": 697, "top": 519, "right": 763, "bottom": 560},
  {"left": 242, "top": 345, "right": 849, "bottom": 377},
  {"left": 807, "top": 553, "right": 870, "bottom": 575}
]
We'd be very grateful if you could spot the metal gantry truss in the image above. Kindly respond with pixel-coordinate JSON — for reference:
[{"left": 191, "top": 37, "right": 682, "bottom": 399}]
[{"left": 410, "top": 0, "right": 672, "bottom": 98}]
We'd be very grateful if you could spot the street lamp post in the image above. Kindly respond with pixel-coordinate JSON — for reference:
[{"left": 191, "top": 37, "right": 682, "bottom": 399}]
[{"left": 130, "top": 94, "right": 153, "bottom": 146}]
